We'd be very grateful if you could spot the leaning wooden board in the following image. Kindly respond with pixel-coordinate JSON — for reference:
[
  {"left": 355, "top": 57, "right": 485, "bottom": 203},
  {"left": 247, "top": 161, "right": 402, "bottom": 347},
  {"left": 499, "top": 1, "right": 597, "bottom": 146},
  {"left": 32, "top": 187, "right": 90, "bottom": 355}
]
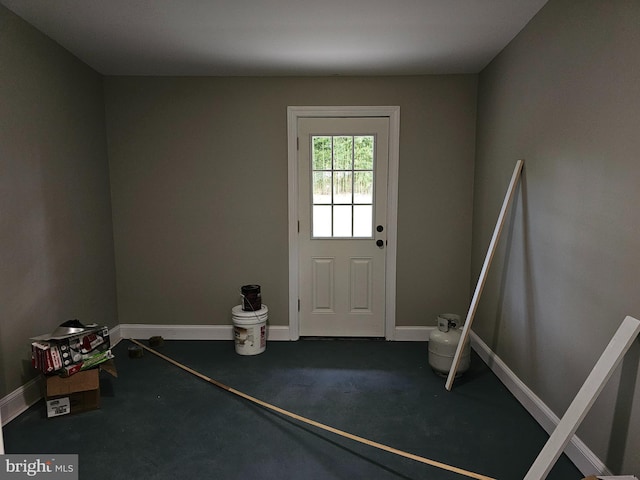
[
  {"left": 446, "top": 159, "right": 524, "bottom": 390},
  {"left": 524, "top": 316, "right": 640, "bottom": 479}
]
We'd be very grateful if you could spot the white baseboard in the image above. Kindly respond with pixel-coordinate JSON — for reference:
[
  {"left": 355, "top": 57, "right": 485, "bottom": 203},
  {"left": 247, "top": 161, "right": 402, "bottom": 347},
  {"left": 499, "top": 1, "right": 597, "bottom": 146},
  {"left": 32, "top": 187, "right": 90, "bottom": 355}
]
[
  {"left": 264, "top": 326, "right": 292, "bottom": 341},
  {"left": 117, "top": 324, "right": 292, "bottom": 342},
  {"left": 109, "top": 324, "right": 123, "bottom": 345},
  {"left": 469, "top": 330, "right": 611, "bottom": 476},
  {"left": 116, "top": 324, "right": 435, "bottom": 343},
  {"left": 119, "top": 323, "right": 234, "bottom": 341},
  {"left": 0, "top": 376, "right": 43, "bottom": 427},
  {"left": 393, "top": 325, "right": 435, "bottom": 341}
]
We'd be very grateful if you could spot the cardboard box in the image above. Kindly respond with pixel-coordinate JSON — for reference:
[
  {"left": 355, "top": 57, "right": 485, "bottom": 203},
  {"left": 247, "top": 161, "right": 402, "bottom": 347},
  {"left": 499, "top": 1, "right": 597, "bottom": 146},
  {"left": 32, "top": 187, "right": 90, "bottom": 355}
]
[
  {"left": 32, "top": 325, "right": 111, "bottom": 375},
  {"left": 45, "top": 369, "right": 100, "bottom": 418},
  {"left": 44, "top": 360, "right": 117, "bottom": 418},
  {"left": 31, "top": 325, "right": 111, "bottom": 374},
  {"left": 60, "top": 349, "right": 114, "bottom": 376}
]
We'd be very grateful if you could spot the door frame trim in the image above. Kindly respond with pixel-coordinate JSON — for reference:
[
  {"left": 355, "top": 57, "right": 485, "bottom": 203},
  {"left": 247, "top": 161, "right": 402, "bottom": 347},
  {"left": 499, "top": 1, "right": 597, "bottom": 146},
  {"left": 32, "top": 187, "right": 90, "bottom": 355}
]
[{"left": 287, "top": 106, "right": 400, "bottom": 340}]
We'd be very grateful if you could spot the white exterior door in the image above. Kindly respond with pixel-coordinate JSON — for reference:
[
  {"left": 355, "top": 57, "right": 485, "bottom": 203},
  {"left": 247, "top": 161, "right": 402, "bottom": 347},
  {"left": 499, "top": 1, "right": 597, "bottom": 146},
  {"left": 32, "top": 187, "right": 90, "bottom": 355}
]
[{"left": 297, "top": 117, "right": 389, "bottom": 337}]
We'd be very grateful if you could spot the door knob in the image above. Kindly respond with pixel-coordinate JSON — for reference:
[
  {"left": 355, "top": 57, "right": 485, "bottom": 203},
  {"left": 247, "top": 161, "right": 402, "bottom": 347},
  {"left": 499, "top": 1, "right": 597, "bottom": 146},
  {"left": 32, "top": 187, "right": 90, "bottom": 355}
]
[{"left": 376, "top": 239, "right": 384, "bottom": 248}]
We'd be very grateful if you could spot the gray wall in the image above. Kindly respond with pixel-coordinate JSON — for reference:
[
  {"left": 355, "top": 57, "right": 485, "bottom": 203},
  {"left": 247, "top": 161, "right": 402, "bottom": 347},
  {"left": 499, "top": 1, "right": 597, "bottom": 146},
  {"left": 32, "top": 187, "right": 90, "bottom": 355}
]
[
  {"left": 473, "top": 0, "right": 640, "bottom": 474},
  {"left": 104, "top": 76, "right": 477, "bottom": 330},
  {"left": 0, "top": 5, "right": 118, "bottom": 397}
]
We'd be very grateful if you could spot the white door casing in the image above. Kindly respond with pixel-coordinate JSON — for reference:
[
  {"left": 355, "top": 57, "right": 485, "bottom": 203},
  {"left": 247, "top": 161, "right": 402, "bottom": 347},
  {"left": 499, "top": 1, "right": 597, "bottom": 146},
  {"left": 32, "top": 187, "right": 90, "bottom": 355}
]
[{"left": 287, "top": 106, "right": 400, "bottom": 340}]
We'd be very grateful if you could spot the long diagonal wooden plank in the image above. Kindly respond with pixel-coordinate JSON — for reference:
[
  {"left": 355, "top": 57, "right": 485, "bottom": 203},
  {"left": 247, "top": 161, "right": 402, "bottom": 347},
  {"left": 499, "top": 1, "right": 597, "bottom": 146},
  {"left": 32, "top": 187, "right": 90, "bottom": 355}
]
[
  {"left": 445, "top": 159, "right": 524, "bottom": 391},
  {"left": 129, "top": 338, "right": 496, "bottom": 480},
  {"left": 524, "top": 316, "right": 640, "bottom": 480}
]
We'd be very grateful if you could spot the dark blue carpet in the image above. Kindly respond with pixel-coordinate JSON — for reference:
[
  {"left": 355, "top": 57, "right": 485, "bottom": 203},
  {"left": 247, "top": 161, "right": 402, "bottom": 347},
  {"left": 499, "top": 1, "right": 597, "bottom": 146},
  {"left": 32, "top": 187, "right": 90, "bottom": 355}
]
[{"left": 4, "top": 339, "right": 582, "bottom": 479}]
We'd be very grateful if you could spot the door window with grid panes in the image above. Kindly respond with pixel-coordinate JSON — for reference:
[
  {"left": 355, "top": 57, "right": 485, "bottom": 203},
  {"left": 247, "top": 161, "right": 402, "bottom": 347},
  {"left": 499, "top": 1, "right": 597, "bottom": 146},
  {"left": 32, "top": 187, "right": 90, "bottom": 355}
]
[{"left": 311, "top": 135, "right": 375, "bottom": 238}]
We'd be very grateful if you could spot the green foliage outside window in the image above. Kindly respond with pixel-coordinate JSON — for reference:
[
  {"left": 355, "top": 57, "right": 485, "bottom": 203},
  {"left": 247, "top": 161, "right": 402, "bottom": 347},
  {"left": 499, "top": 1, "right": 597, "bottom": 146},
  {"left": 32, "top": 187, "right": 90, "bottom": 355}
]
[{"left": 312, "top": 135, "right": 374, "bottom": 201}]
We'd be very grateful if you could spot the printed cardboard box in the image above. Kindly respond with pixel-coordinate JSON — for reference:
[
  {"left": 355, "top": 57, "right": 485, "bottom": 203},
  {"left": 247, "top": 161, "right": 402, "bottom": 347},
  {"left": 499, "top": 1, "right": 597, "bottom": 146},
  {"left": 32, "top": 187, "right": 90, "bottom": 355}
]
[
  {"left": 32, "top": 325, "right": 111, "bottom": 375},
  {"left": 44, "top": 360, "right": 117, "bottom": 418}
]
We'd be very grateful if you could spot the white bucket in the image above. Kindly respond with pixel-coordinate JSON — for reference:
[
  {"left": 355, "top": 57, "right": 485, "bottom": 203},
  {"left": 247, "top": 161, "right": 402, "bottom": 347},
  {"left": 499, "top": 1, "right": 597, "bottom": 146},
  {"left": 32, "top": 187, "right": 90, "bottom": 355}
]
[{"left": 231, "top": 304, "right": 268, "bottom": 355}]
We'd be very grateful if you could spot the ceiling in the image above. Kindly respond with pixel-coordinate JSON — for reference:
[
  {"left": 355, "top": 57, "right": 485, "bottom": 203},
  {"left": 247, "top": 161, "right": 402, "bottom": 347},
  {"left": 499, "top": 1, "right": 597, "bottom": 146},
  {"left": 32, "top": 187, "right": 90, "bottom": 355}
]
[{"left": 1, "top": 0, "right": 548, "bottom": 76}]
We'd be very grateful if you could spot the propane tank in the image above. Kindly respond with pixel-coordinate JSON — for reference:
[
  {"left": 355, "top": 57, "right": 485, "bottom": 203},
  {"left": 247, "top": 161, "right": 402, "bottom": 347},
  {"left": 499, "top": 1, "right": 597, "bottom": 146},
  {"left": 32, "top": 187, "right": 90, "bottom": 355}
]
[{"left": 428, "top": 313, "right": 471, "bottom": 377}]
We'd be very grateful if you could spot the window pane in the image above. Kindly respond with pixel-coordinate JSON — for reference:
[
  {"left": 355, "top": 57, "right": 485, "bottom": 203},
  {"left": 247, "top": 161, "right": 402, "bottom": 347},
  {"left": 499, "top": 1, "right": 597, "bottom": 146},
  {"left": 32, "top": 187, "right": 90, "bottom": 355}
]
[
  {"left": 353, "top": 205, "right": 373, "bottom": 237},
  {"left": 313, "top": 171, "right": 332, "bottom": 204},
  {"left": 310, "top": 133, "right": 376, "bottom": 239},
  {"left": 312, "top": 136, "right": 332, "bottom": 170},
  {"left": 333, "top": 171, "right": 352, "bottom": 204},
  {"left": 354, "top": 136, "right": 374, "bottom": 170},
  {"left": 333, "top": 136, "right": 353, "bottom": 170},
  {"left": 333, "top": 206, "right": 352, "bottom": 237},
  {"left": 313, "top": 205, "right": 332, "bottom": 237},
  {"left": 353, "top": 171, "right": 373, "bottom": 204}
]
